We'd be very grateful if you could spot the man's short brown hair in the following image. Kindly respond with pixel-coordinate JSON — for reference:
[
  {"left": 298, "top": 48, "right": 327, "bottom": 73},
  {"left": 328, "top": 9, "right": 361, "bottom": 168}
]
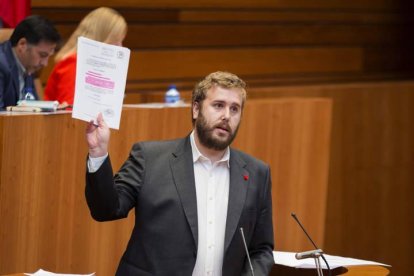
[{"left": 191, "top": 71, "right": 247, "bottom": 124}]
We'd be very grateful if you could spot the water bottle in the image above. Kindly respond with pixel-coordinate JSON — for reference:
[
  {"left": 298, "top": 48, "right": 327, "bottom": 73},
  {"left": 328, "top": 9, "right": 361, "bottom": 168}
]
[
  {"left": 23, "top": 74, "right": 35, "bottom": 100},
  {"left": 24, "top": 88, "right": 35, "bottom": 100},
  {"left": 165, "top": 85, "right": 181, "bottom": 104}
]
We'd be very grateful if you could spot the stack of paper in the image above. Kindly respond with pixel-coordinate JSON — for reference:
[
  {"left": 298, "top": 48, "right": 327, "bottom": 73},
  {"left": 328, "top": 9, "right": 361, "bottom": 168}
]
[
  {"left": 16, "top": 100, "right": 59, "bottom": 112},
  {"left": 273, "top": 251, "right": 390, "bottom": 269}
]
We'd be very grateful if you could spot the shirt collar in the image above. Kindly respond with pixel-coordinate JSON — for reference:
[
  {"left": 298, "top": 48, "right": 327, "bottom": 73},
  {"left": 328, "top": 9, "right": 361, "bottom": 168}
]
[{"left": 190, "top": 131, "right": 230, "bottom": 167}]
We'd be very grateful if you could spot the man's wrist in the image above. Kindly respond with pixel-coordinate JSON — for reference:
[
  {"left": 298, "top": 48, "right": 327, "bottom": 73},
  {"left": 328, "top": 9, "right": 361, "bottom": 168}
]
[{"left": 88, "top": 148, "right": 108, "bottom": 158}]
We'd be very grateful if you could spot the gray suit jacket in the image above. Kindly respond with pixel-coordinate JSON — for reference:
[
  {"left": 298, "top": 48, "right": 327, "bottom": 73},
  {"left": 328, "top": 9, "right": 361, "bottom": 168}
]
[
  {"left": 0, "top": 41, "right": 38, "bottom": 109},
  {"left": 86, "top": 136, "right": 274, "bottom": 275}
]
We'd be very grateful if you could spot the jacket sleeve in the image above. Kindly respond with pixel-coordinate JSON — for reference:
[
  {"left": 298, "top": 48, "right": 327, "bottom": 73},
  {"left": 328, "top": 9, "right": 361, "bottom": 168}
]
[{"left": 85, "top": 143, "right": 145, "bottom": 221}]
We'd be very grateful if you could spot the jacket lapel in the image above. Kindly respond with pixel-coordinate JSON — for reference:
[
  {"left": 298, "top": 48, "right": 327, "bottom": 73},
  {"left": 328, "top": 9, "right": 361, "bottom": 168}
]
[
  {"left": 224, "top": 150, "right": 249, "bottom": 252},
  {"left": 170, "top": 137, "right": 198, "bottom": 248},
  {"left": 5, "top": 42, "right": 21, "bottom": 102}
]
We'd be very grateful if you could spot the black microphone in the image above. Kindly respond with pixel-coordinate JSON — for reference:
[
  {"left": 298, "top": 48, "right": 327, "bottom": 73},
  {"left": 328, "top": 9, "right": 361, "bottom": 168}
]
[
  {"left": 240, "top": 227, "right": 255, "bottom": 276},
  {"left": 291, "top": 212, "right": 331, "bottom": 276}
]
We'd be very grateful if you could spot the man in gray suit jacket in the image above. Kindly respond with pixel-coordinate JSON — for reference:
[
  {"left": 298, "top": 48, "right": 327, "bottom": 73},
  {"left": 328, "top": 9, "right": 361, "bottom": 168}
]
[
  {"left": 85, "top": 71, "right": 274, "bottom": 275},
  {"left": 0, "top": 15, "right": 60, "bottom": 109}
]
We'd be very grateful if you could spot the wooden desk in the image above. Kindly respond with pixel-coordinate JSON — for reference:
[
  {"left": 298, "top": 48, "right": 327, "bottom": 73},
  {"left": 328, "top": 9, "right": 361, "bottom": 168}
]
[
  {"left": 345, "top": 265, "right": 390, "bottom": 275},
  {"left": 3, "top": 265, "right": 390, "bottom": 276},
  {"left": 0, "top": 99, "right": 332, "bottom": 275},
  {"left": 272, "top": 264, "right": 390, "bottom": 275}
]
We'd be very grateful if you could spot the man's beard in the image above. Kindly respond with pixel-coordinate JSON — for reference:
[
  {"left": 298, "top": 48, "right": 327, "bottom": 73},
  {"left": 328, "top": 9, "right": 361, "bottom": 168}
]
[{"left": 195, "top": 111, "right": 240, "bottom": 151}]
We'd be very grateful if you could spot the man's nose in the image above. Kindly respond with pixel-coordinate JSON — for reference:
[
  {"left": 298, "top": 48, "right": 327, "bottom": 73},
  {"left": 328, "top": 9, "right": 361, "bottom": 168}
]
[
  {"left": 222, "top": 108, "right": 231, "bottom": 120},
  {"left": 40, "top": 57, "right": 49, "bottom": 67}
]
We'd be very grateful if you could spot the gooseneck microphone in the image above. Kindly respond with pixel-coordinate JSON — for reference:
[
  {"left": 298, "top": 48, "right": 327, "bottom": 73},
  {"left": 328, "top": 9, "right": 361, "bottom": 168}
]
[
  {"left": 240, "top": 227, "right": 255, "bottom": 276},
  {"left": 295, "top": 248, "right": 323, "bottom": 260},
  {"left": 291, "top": 212, "right": 332, "bottom": 276}
]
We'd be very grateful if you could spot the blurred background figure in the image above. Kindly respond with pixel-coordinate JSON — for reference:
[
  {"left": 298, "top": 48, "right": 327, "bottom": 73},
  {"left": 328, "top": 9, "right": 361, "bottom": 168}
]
[
  {"left": 44, "top": 7, "right": 127, "bottom": 105},
  {"left": 0, "top": 15, "right": 60, "bottom": 109}
]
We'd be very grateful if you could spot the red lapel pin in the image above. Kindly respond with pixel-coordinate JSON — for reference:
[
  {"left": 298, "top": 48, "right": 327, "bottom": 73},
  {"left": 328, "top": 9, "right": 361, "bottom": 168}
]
[{"left": 243, "top": 175, "right": 249, "bottom": 181}]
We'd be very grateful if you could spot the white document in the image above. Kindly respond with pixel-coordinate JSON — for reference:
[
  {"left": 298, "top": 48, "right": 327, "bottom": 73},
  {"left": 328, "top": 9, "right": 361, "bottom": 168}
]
[
  {"left": 25, "top": 269, "right": 95, "bottom": 276},
  {"left": 273, "top": 251, "right": 390, "bottom": 269},
  {"left": 72, "top": 36, "right": 130, "bottom": 129}
]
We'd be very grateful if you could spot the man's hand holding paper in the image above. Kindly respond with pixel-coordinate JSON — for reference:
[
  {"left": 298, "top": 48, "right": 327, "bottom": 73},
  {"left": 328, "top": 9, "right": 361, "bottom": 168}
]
[{"left": 86, "top": 113, "right": 110, "bottom": 158}]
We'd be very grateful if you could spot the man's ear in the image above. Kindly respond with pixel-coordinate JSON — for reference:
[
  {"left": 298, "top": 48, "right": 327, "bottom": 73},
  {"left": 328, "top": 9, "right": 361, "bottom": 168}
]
[
  {"left": 16, "top": 38, "right": 28, "bottom": 51},
  {"left": 192, "top": 101, "right": 200, "bottom": 120}
]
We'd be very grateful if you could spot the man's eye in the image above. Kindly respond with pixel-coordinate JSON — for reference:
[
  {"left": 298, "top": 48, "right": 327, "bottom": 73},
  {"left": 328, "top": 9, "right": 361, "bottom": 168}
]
[{"left": 230, "top": 106, "right": 239, "bottom": 113}]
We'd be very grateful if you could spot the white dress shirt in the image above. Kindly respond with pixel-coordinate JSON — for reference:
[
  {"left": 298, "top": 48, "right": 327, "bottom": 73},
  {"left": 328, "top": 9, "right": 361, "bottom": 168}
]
[
  {"left": 87, "top": 153, "right": 108, "bottom": 173},
  {"left": 190, "top": 132, "right": 230, "bottom": 276}
]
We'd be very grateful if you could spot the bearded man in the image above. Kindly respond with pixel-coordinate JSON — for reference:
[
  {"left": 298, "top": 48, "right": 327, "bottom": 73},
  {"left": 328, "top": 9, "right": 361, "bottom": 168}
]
[{"left": 85, "top": 71, "right": 274, "bottom": 276}]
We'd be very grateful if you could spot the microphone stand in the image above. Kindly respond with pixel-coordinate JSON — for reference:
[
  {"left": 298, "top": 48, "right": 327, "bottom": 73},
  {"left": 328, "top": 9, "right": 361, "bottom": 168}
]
[
  {"left": 240, "top": 228, "right": 255, "bottom": 276},
  {"left": 295, "top": 249, "right": 324, "bottom": 276},
  {"left": 291, "top": 213, "right": 332, "bottom": 276},
  {"left": 313, "top": 251, "right": 323, "bottom": 276}
]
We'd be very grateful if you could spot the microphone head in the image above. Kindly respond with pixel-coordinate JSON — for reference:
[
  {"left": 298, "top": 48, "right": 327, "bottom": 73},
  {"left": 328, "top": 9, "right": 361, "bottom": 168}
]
[{"left": 295, "top": 249, "right": 323, "bottom": 260}]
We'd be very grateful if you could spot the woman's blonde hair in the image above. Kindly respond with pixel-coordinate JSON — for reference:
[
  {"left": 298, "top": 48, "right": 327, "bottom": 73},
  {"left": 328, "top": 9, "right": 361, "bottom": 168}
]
[{"left": 55, "top": 7, "right": 127, "bottom": 62}]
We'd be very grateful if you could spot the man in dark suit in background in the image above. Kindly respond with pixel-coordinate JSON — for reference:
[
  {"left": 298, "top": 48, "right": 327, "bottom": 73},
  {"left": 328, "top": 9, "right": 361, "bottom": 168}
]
[
  {"left": 85, "top": 71, "right": 275, "bottom": 275},
  {"left": 0, "top": 15, "right": 60, "bottom": 109}
]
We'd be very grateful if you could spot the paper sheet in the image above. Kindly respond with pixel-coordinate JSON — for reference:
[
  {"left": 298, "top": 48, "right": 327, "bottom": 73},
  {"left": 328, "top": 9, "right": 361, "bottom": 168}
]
[
  {"left": 72, "top": 37, "right": 130, "bottom": 129},
  {"left": 273, "top": 251, "right": 391, "bottom": 270},
  {"left": 25, "top": 269, "right": 94, "bottom": 276}
]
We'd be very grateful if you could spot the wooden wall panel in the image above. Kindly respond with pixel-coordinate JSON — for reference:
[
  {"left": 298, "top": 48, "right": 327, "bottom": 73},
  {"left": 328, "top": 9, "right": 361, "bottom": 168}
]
[
  {"left": 242, "top": 80, "right": 414, "bottom": 276},
  {"left": 0, "top": 98, "right": 332, "bottom": 275},
  {"left": 36, "top": 9, "right": 411, "bottom": 24},
  {"left": 0, "top": 28, "right": 13, "bottom": 43},
  {"left": 178, "top": 10, "right": 409, "bottom": 23},
  {"left": 127, "top": 47, "right": 362, "bottom": 80},
  {"left": 37, "top": 46, "right": 363, "bottom": 94},
  {"left": 232, "top": 99, "right": 332, "bottom": 252},
  {"left": 31, "top": 0, "right": 409, "bottom": 10},
  {"left": 32, "top": 3, "right": 414, "bottom": 96},
  {"left": 49, "top": 24, "right": 402, "bottom": 49}
]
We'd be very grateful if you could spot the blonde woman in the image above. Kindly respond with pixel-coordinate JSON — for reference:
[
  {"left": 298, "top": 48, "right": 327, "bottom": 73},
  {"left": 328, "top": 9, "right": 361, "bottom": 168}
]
[{"left": 44, "top": 7, "right": 127, "bottom": 105}]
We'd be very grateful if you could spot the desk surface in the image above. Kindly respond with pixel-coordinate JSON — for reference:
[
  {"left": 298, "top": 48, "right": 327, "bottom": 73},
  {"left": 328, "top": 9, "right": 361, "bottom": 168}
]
[{"left": 271, "top": 264, "right": 390, "bottom": 275}]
